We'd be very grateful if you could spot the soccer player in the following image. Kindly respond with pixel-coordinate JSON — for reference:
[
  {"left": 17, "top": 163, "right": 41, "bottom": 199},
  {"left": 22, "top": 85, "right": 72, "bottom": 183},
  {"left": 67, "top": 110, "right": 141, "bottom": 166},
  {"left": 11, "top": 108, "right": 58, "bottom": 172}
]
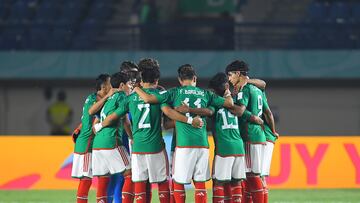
[
  {"left": 92, "top": 72, "right": 134, "bottom": 203},
  {"left": 94, "top": 63, "right": 203, "bottom": 203},
  {"left": 133, "top": 64, "right": 234, "bottom": 203},
  {"left": 226, "top": 60, "right": 267, "bottom": 203},
  {"left": 261, "top": 91, "right": 279, "bottom": 203},
  {"left": 106, "top": 61, "right": 140, "bottom": 203},
  {"left": 71, "top": 74, "right": 112, "bottom": 203}
]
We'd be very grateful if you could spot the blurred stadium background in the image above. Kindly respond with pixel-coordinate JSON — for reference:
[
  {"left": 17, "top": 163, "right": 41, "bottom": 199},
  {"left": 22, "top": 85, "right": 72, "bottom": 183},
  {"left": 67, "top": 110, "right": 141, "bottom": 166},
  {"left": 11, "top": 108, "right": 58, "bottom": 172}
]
[{"left": 0, "top": 0, "right": 360, "bottom": 202}]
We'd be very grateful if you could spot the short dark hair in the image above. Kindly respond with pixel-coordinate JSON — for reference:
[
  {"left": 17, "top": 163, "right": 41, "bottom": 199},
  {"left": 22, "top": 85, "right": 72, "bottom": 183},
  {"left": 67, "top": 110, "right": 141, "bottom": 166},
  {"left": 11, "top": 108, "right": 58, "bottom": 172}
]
[
  {"left": 141, "top": 67, "right": 160, "bottom": 83},
  {"left": 95, "top": 74, "right": 110, "bottom": 91},
  {"left": 120, "top": 61, "right": 140, "bottom": 82},
  {"left": 110, "top": 72, "right": 129, "bottom": 88},
  {"left": 138, "top": 58, "right": 160, "bottom": 72},
  {"left": 120, "top": 61, "right": 138, "bottom": 73},
  {"left": 225, "top": 60, "right": 249, "bottom": 75},
  {"left": 178, "top": 64, "right": 196, "bottom": 80},
  {"left": 209, "top": 73, "right": 227, "bottom": 96}
]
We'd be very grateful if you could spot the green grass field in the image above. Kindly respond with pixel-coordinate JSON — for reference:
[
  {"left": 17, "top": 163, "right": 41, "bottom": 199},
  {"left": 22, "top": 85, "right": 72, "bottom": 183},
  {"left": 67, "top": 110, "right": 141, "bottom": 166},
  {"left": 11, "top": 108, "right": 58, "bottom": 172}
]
[{"left": 0, "top": 189, "right": 360, "bottom": 203}]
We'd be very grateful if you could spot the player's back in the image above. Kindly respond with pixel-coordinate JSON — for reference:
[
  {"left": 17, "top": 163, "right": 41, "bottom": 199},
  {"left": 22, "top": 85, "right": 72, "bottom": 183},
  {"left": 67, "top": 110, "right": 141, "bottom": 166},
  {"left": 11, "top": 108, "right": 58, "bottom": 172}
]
[
  {"left": 237, "top": 84, "right": 265, "bottom": 142},
  {"left": 212, "top": 106, "right": 245, "bottom": 156},
  {"left": 170, "top": 85, "right": 222, "bottom": 148},
  {"left": 75, "top": 93, "right": 97, "bottom": 153},
  {"left": 127, "top": 88, "right": 165, "bottom": 153},
  {"left": 93, "top": 91, "right": 126, "bottom": 149}
]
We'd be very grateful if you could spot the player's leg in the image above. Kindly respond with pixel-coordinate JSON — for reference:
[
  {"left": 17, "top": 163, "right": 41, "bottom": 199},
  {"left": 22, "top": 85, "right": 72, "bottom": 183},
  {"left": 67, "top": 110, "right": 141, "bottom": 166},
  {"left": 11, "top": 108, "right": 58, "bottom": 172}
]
[
  {"left": 77, "top": 177, "right": 92, "bottom": 203},
  {"left": 114, "top": 146, "right": 133, "bottom": 203},
  {"left": 213, "top": 180, "right": 225, "bottom": 203},
  {"left": 112, "top": 133, "right": 129, "bottom": 203},
  {"left": 107, "top": 174, "right": 124, "bottom": 203},
  {"left": 132, "top": 153, "right": 149, "bottom": 203},
  {"left": 247, "top": 143, "right": 265, "bottom": 203},
  {"left": 231, "top": 156, "right": 247, "bottom": 203},
  {"left": 147, "top": 149, "right": 170, "bottom": 203},
  {"left": 212, "top": 155, "right": 234, "bottom": 203},
  {"left": 97, "top": 176, "right": 110, "bottom": 203},
  {"left": 107, "top": 175, "right": 116, "bottom": 203},
  {"left": 193, "top": 148, "right": 210, "bottom": 203},
  {"left": 146, "top": 181, "right": 152, "bottom": 203},
  {"left": 262, "top": 141, "right": 274, "bottom": 203},
  {"left": 224, "top": 183, "right": 233, "bottom": 203},
  {"left": 173, "top": 148, "right": 197, "bottom": 203},
  {"left": 169, "top": 151, "right": 175, "bottom": 203},
  {"left": 92, "top": 150, "right": 112, "bottom": 203},
  {"left": 72, "top": 153, "right": 93, "bottom": 203}
]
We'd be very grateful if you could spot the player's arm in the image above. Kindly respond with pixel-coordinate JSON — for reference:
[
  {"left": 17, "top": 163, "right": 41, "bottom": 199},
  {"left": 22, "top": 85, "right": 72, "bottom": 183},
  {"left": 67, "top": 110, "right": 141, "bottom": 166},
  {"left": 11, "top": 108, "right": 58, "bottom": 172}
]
[
  {"left": 262, "top": 92, "right": 278, "bottom": 137},
  {"left": 161, "top": 105, "right": 203, "bottom": 128},
  {"left": 228, "top": 104, "right": 263, "bottom": 125},
  {"left": 133, "top": 87, "right": 160, "bottom": 104},
  {"left": 89, "top": 89, "right": 117, "bottom": 115},
  {"left": 93, "top": 102, "right": 128, "bottom": 133},
  {"left": 223, "top": 91, "right": 234, "bottom": 108},
  {"left": 175, "top": 102, "right": 214, "bottom": 117},
  {"left": 247, "top": 78, "right": 266, "bottom": 90},
  {"left": 123, "top": 116, "right": 133, "bottom": 139},
  {"left": 263, "top": 108, "right": 278, "bottom": 137}
]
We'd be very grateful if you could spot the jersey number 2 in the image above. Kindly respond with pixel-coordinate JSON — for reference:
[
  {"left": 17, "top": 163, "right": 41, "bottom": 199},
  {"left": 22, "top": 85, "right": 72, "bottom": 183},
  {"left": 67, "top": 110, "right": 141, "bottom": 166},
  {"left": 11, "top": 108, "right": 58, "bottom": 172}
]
[{"left": 138, "top": 104, "right": 151, "bottom": 128}]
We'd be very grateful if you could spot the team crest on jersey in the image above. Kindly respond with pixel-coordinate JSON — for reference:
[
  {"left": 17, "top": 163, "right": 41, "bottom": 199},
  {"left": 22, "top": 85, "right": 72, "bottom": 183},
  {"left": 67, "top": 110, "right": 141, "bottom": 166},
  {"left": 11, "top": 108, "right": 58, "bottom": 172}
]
[{"left": 237, "top": 92, "right": 243, "bottom": 100}]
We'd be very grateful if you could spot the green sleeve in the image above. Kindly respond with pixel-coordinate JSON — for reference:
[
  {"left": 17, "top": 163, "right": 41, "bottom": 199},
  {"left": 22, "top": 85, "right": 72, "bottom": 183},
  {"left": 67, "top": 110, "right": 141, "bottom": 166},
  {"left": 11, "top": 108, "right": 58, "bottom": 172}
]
[
  {"left": 237, "top": 87, "right": 249, "bottom": 107},
  {"left": 160, "top": 102, "right": 169, "bottom": 108},
  {"left": 114, "top": 98, "right": 129, "bottom": 117},
  {"left": 207, "top": 90, "right": 225, "bottom": 108},
  {"left": 155, "top": 88, "right": 174, "bottom": 104},
  {"left": 262, "top": 91, "right": 269, "bottom": 111},
  {"left": 242, "top": 110, "right": 252, "bottom": 120},
  {"left": 208, "top": 106, "right": 216, "bottom": 113}
]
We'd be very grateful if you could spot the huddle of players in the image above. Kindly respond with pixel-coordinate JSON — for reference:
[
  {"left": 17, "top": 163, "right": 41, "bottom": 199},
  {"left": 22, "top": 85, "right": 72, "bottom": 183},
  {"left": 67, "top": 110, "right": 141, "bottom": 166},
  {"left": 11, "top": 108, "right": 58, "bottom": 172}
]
[{"left": 71, "top": 58, "right": 279, "bottom": 203}]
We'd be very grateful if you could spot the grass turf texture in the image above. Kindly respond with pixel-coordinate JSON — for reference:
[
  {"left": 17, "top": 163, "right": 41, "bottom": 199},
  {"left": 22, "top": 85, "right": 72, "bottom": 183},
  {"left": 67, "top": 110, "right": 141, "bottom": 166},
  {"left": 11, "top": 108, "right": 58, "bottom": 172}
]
[{"left": 0, "top": 189, "right": 359, "bottom": 203}]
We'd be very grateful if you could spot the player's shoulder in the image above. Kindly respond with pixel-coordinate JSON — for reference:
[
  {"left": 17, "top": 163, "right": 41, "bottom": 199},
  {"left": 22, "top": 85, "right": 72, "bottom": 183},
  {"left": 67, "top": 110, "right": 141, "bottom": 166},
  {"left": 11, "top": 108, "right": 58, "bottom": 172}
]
[
  {"left": 85, "top": 93, "right": 97, "bottom": 103},
  {"left": 247, "top": 84, "right": 261, "bottom": 92}
]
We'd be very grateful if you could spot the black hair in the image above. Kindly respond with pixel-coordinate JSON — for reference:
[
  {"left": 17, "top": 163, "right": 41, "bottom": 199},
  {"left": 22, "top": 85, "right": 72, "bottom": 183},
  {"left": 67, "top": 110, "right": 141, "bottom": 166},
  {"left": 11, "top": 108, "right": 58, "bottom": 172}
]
[
  {"left": 177, "top": 64, "right": 196, "bottom": 80},
  {"left": 95, "top": 74, "right": 110, "bottom": 91},
  {"left": 120, "top": 61, "right": 140, "bottom": 82},
  {"left": 110, "top": 72, "right": 130, "bottom": 88},
  {"left": 138, "top": 58, "right": 160, "bottom": 72},
  {"left": 225, "top": 60, "right": 249, "bottom": 75},
  {"left": 141, "top": 67, "right": 160, "bottom": 83},
  {"left": 209, "top": 73, "right": 228, "bottom": 96},
  {"left": 120, "top": 61, "right": 139, "bottom": 72}
]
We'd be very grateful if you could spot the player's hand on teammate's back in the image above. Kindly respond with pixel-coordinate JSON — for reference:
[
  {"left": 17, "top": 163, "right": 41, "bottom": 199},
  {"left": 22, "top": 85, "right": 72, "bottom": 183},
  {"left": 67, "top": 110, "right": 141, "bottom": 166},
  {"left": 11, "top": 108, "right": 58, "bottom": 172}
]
[
  {"left": 274, "top": 132, "right": 280, "bottom": 138},
  {"left": 250, "top": 115, "right": 264, "bottom": 125},
  {"left": 175, "top": 102, "right": 190, "bottom": 113},
  {"left": 192, "top": 116, "right": 203, "bottom": 128}
]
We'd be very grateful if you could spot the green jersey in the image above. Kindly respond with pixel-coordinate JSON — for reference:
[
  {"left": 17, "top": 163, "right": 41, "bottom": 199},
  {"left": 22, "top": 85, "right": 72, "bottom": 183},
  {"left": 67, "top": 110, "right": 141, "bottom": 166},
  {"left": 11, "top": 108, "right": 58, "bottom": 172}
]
[
  {"left": 155, "top": 85, "right": 225, "bottom": 148},
  {"left": 115, "top": 88, "right": 166, "bottom": 154},
  {"left": 210, "top": 106, "right": 245, "bottom": 156},
  {"left": 74, "top": 93, "right": 97, "bottom": 153},
  {"left": 236, "top": 84, "right": 266, "bottom": 143},
  {"left": 262, "top": 91, "right": 277, "bottom": 143},
  {"left": 93, "top": 92, "right": 126, "bottom": 149}
]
